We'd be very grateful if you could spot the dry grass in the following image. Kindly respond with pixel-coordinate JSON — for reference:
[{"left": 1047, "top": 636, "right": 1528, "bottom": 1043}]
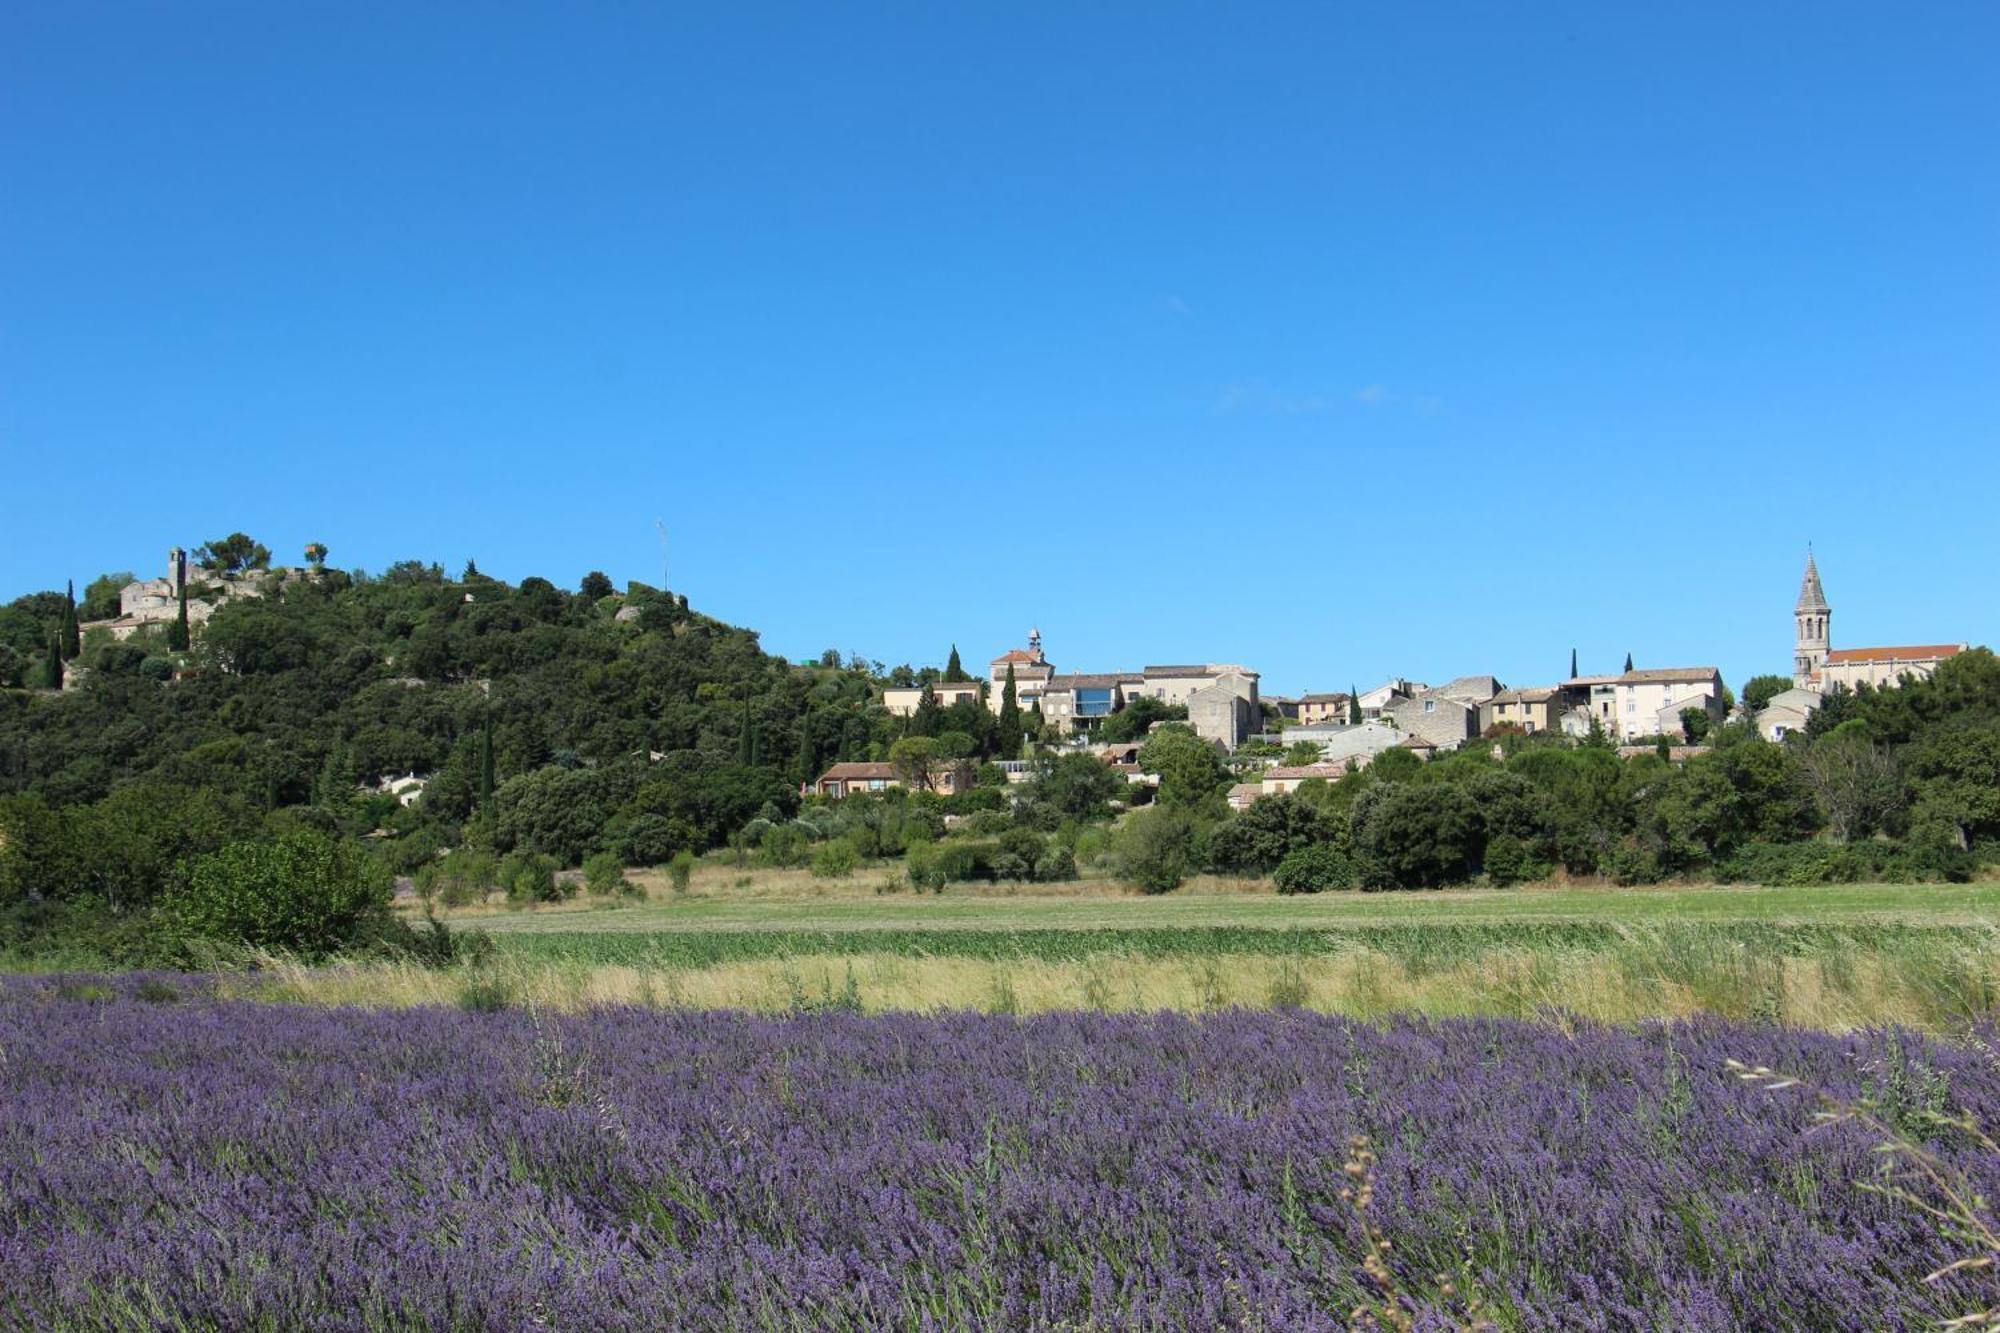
[{"left": 238, "top": 936, "right": 2000, "bottom": 1031}]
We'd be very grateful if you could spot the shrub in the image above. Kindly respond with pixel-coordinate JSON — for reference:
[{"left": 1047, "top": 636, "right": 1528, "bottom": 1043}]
[
  {"left": 1114, "top": 807, "right": 1200, "bottom": 894},
  {"left": 1273, "top": 843, "right": 1352, "bottom": 894},
  {"left": 1033, "top": 846, "right": 1077, "bottom": 883},
  {"left": 666, "top": 850, "right": 696, "bottom": 894},
  {"left": 500, "top": 851, "right": 565, "bottom": 904},
  {"left": 166, "top": 831, "right": 394, "bottom": 958},
  {"left": 582, "top": 851, "right": 630, "bottom": 897},
  {"left": 758, "top": 824, "right": 812, "bottom": 869},
  {"left": 1481, "top": 833, "right": 1552, "bottom": 887},
  {"left": 811, "top": 842, "right": 859, "bottom": 879}
]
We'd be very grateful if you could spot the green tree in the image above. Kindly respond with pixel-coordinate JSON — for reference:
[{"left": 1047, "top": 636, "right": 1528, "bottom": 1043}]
[
  {"left": 1097, "top": 695, "right": 1187, "bottom": 745},
  {"left": 1679, "top": 707, "right": 1712, "bottom": 745},
  {"left": 304, "top": 542, "right": 330, "bottom": 570},
  {"left": 39, "top": 631, "right": 61, "bottom": 689},
  {"left": 998, "top": 664, "right": 1023, "bottom": 759},
  {"left": 1112, "top": 805, "right": 1200, "bottom": 893},
  {"left": 79, "top": 572, "right": 132, "bottom": 622},
  {"left": 1206, "top": 794, "right": 1330, "bottom": 875},
  {"left": 943, "top": 645, "right": 968, "bottom": 683},
  {"left": 580, "top": 570, "right": 614, "bottom": 600},
  {"left": 59, "top": 582, "right": 80, "bottom": 660},
  {"left": 1138, "top": 726, "right": 1231, "bottom": 807},
  {"left": 1799, "top": 724, "right": 1903, "bottom": 843},
  {"left": 1348, "top": 686, "right": 1362, "bottom": 725},
  {"left": 195, "top": 533, "right": 272, "bottom": 576},
  {"left": 1274, "top": 842, "right": 1353, "bottom": 893},
  {"left": 1624, "top": 652, "right": 1634, "bottom": 673},
  {"left": 1570, "top": 648, "right": 1578, "bottom": 680},
  {"left": 1741, "top": 674, "right": 1793, "bottom": 714},
  {"left": 1024, "top": 751, "right": 1123, "bottom": 820},
  {"left": 167, "top": 830, "right": 392, "bottom": 958},
  {"left": 888, "top": 736, "right": 944, "bottom": 791},
  {"left": 167, "top": 579, "right": 191, "bottom": 651},
  {"left": 910, "top": 682, "right": 942, "bottom": 737},
  {"left": 1283, "top": 740, "right": 1324, "bottom": 767}
]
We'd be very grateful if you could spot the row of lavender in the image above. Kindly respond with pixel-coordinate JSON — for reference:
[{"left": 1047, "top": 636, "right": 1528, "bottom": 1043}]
[{"left": 2, "top": 976, "right": 1995, "bottom": 1330}]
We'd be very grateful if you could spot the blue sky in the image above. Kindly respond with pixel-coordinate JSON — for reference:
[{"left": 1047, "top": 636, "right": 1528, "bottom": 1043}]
[{"left": 3, "top": 3, "right": 1995, "bottom": 695}]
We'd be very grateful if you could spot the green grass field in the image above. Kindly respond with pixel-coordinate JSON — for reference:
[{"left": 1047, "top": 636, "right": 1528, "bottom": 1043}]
[{"left": 464, "top": 879, "right": 2000, "bottom": 936}]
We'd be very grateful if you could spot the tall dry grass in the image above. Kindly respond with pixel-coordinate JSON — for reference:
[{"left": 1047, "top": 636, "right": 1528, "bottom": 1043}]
[{"left": 237, "top": 926, "right": 2000, "bottom": 1031}]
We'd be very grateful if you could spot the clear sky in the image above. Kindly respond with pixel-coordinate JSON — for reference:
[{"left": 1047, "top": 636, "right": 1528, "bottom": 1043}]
[{"left": 3, "top": 3, "right": 1995, "bottom": 696}]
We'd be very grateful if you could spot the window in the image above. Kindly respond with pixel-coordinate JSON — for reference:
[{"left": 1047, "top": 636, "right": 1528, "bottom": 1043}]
[{"left": 1423, "top": 700, "right": 1435, "bottom": 713}]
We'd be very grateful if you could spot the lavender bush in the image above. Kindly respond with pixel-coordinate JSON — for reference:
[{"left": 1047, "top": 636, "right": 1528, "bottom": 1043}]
[{"left": 2, "top": 975, "right": 1995, "bottom": 1330}]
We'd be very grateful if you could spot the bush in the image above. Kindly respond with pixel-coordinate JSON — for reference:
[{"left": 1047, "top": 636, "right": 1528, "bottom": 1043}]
[
  {"left": 582, "top": 851, "right": 630, "bottom": 897},
  {"left": 666, "top": 850, "right": 696, "bottom": 894},
  {"left": 758, "top": 823, "right": 813, "bottom": 869},
  {"left": 811, "top": 842, "right": 859, "bottom": 879},
  {"left": 1114, "top": 807, "right": 1200, "bottom": 894},
  {"left": 166, "top": 831, "right": 394, "bottom": 958},
  {"left": 1481, "top": 833, "right": 1551, "bottom": 887},
  {"left": 500, "top": 851, "right": 565, "bottom": 904},
  {"left": 1033, "top": 846, "right": 1077, "bottom": 883},
  {"left": 1273, "top": 843, "right": 1352, "bottom": 894}
]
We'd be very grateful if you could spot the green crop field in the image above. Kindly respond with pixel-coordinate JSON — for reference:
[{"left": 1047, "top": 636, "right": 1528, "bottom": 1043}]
[{"left": 461, "top": 880, "right": 2000, "bottom": 938}]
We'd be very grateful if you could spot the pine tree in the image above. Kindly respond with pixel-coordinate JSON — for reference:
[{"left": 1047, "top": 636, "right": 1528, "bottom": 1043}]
[
  {"left": 1623, "top": 652, "right": 1634, "bottom": 673},
  {"left": 998, "top": 664, "right": 1022, "bottom": 759},
  {"left": 1348, "top": 685, "right": 1362, "bottom": 726},
  {"left": 944, "top": 645, "right": 967, "bottom": 683},
  {"left": 912, "top": 682, "right": 942, "bottom": 738}
]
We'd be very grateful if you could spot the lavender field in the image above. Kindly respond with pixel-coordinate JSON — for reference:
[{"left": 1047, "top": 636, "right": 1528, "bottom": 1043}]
[{"left": 3, "top": 977, "right": 1996, "bottom": 1331}]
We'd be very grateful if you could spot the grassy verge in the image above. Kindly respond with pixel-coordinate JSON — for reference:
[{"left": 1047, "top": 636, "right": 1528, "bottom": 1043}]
[{"left": 244, "top": 920, "right": 2000, "bottom": 1030}]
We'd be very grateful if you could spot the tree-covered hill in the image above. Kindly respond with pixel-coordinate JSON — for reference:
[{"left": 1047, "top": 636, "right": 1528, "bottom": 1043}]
[{"left": 0, "top": 549, "right": 946, "bottom": 958}]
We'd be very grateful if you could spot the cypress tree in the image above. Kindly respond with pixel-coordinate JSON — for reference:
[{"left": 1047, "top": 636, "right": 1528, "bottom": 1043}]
[
  {"left": 998, "top": 664, "right": 1022, "bottom": 759},
  {"left": 739, "top": 696, "right": 757, "bottom": 765},
  {"left": 60, "top": 581, "right": 81, "bottom": 660},
  {"left": 944, "top": 645, "right": 966, "bottom": 683},
  {"left": 1624, "top": 652, "right": 1634, "bottom": 673},
  {"left": 1570, "top": 647, "right": 1578, "bottom": 680},
  {"left": 168, "top": 578, "right": 191, "bottom": 652},
  {"left": 479, "top": 709, "right": 495, "bottom": 810},
  {"left": 1347, "top": 685, "right": 1362, "bottom": 726},
  {"left": 42, "top": 632, "right": 62, "bottom": 690}
]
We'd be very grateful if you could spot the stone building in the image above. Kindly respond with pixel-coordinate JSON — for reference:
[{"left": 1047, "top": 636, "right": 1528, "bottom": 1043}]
[{"left": 1789, "top": 551, "right": 1966, "bottom": 692}]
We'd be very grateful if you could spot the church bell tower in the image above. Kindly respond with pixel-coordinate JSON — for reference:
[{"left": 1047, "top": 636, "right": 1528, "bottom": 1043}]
[{"left": 1794, "top": 550, "right": 1830, "bottom": 688}]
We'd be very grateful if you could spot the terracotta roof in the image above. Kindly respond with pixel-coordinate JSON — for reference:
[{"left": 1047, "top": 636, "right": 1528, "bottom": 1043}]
[
  {"left": 817, "top": 762, "right": 897, "bottom": 782},
  {"left": 1825, "top": 644, "right": 1964, "bottom": 665},
  {"left": 1618, "top": 667, "right": 1720, "bottom": 685},
  {"left": 1265, "top": 764, "right": 1347, "bottom": 780},
  {"left": 990, "top": 649, "right": 1045, "bottom": 664},
  {"left": 1490, "top": 686, "right": 1558, "bottom": 705}
]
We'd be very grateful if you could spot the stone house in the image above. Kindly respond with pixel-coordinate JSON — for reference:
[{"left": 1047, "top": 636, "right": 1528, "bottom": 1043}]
[
  {"left": 1278, "top": 720, "right": 1403, "bottom": 769},
  {"left": 813, "top": 759, "right": 974, "bottom": 799},
  {"left": 1483, "top": 686, "right": 1562, "bottom": 735},
  {"left": 1388, "top": 693, "right": 1478, "bottom": 750},
  {"left": 1295, "top": 692, "right": 1351, "bottom": 726},
  {"left": 1185, "top": 671, "right": 1260, "bottom": 749},
  {"left": 1039, "top": 673, "right": 1144, "bottom": 733},
  {"left": 987, "top": 630, "right": 1055, "bottom": 712},
  {"left": 1259, "top": 764, "right": 1349, "bottom": 795},
  {"left": 880, "top": 680, "right": 983, "bottom": 716},
  {"left": 1605, "top": 667, "right": 1725, "bottom": 742},
  {"left": 1755, "top": 687, "right": 1823, "bottom": 742},
  {"left": 1356, "top": 678, "right": 1421, "bottom": 720}
]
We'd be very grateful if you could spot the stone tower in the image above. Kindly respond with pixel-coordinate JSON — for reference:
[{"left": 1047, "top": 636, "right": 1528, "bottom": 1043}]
[{"left": 1794, "top": 550, "right": 1830, "bottom": 687}]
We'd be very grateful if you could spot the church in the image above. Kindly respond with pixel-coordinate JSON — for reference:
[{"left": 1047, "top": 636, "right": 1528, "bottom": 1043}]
[{"left": 1792, "top": 553, "right": 1966, "bottom": 692}]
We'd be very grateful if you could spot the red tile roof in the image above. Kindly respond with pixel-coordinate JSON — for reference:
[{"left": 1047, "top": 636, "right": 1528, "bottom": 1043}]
[
  {"left": 1825, "top": 645, "right": 1964, "bottom": 665},
  {"left": 816, "top": 762, "right": 897, "bottom": 782}
]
